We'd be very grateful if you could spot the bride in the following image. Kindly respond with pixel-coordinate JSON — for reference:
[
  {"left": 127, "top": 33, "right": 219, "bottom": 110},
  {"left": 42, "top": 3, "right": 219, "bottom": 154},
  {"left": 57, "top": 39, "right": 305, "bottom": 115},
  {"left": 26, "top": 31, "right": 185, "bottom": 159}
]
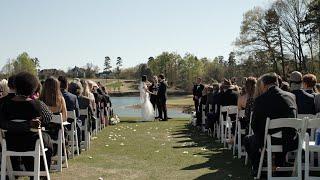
[{"left": 139, "top": 75, "right": 155, "bottom": 121}]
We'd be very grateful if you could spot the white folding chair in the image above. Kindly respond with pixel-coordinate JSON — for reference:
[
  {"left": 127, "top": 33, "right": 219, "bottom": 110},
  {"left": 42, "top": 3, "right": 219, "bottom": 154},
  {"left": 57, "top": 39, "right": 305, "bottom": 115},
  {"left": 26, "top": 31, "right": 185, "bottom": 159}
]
[
  {"left": 298, "top": 114, "right": 318, "bottom": 167},
  {"left": 245, "top": 112, "right": 254, "bottom": 165},
  {"left": 256, "top": 118, "right": 305, "bottom": 180},
  {"left": 79, "top": 108, "right": 91, "bottom": 151},
  {"left": 303, "top": 117, "right": 320, "bottom": 180},
  {"left": 201, "top": 104, "right": 206, "bottom": 132},
  {"left": 66, "top": 110, "right": 79, "bottom": 158},
  {"left": 207, "top": 104, "right": 213, "bottom": 137},
  {"left": 1, "top": 124, "right": 50, "bottom": 180},
  {"left": 220, "top": 106, "right": 238, "bottom": 148},
  {"left": 50, "top": 114, "right": 69, "bottom": 172},
  {"left": 233, "top": 110, "right": 246, "bottom": 158},
  {"left": 100, "top": 102, "right": 106, "bottom": 129},
  {"left": 219, "top": 106, "right": 228, "bottom": 143},
  {"left": 212, "top": 104, "right": 220, "bottom": 139}
]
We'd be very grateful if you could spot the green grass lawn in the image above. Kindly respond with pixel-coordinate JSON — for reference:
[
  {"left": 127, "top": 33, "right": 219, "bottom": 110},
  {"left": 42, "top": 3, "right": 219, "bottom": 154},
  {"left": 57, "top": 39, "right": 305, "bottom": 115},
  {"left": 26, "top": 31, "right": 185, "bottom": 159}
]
[{"left": 51, "top": 117, "right": 252, "bottom": 180}]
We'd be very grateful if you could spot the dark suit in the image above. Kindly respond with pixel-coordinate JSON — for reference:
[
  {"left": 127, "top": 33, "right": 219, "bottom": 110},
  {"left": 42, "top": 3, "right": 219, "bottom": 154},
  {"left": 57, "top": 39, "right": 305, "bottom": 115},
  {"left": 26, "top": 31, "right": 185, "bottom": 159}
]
[
  {"left": 291, "top": 89, "right": 315, "bottom": 114},
  {"left": 158, "top": 80, "right": 168, "bottom": 120},
  {"left": 148, "top": 83, "right": 159, "bottom": 111},
  {"left": 61, "top": 89, "right": 81, "bottom": 153},
  {"left": 193, "top": 84, "right": 204, "bottom": 113},
  {"left": 245, "top": 86, "right": 298, "bottom": 172}
]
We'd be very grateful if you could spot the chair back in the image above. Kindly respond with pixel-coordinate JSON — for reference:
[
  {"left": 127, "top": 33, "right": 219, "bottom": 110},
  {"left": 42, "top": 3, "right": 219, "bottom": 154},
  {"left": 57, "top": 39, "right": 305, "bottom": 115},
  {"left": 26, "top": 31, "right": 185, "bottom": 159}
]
[
  {"left": 297, "top": 114, "right": 317, "bottom": 119},
  {"left": 67, "top": 110, "right": 77, "bottom": 120},
  {"left": 79, "top": 108, "right": 88, "bottom": 117},
  {"left": 238, "top": 110, "right": 245, "bottom": 119},
  {"left": 264, "top": 118, "right": 305, "bottom": 148},
  {"left": 51, "top": 113, "right": 63, "bottom": 124}
]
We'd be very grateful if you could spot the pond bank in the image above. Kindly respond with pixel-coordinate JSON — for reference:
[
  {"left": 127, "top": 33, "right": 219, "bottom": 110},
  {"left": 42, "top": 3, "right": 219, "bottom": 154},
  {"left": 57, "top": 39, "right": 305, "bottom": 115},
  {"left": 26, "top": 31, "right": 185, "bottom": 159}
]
[{"left": 109, "top": 91, "right": 191, "bottom": 97}]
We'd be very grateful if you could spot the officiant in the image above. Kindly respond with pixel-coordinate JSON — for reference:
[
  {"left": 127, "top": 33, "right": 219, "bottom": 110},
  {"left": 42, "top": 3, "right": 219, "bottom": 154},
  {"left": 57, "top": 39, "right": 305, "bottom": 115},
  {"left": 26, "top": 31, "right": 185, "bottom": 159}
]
[{"left": 148, "top": 76, "right": 160, "bottom": 118}]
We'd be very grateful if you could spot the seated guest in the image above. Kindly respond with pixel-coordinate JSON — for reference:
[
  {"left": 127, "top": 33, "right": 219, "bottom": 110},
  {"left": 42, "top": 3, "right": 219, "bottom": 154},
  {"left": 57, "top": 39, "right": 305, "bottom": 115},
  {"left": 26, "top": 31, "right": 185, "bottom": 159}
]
[
  {"left": 237, "top": 86, "right": 247, "bottom": 110},
  {"left": 243, "top": 77, "right": 257, "bottom": 132},
  {"left": 290, "top": 71, "right": 315, "bottom": 114},
  {"left": 0, "top": 75, "right": 16, "bottom": 106},
  {"left": 81, "top": 79, "right": 95, "bottom": 112},
  {"left": 254, "top": 77, "right": 263, "bottom": 98},
  {"left": 69, "top": 81, "right": 92, "bottom": 149},
  {"left": 40, "top": 77, "right": 68, "bottom": 141},
  {"left": 281, "top": 81, "right": 290, "bottom": 92},
  {"left": 303, "top": 73, "right": 318, "bottom": 95},
  {"left": 41, "top": 77, "right": 67, "bottom": 121},
  {"left": 58, "top": 76, "right": 81, "bottom": 154},
  {"left": 0, "top": 72, "right": 53, "bottom": 171},
  {"left": 303, "top": 74, "right": 320, "bottom": 113},
  {"left": 316, "top": 83, "right": 320, "bottom": 93},
  {"left": 220, "top": 79, "right": 239, "bottom": 107},
  {"left": 58, "top": 76, "right": 80, "bottom": 118},
  {"left": 244, "top": 73, "right": 298, "bottom": 176}
]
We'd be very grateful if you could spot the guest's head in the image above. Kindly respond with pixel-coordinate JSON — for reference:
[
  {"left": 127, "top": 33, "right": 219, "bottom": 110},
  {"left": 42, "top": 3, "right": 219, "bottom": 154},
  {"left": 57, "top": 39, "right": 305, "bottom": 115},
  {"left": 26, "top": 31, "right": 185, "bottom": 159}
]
[
  {"left": 0, "top": 79, "right": 9, "bottom": 98},
  {"left": 277, "top": 75, "right": 283, "bottom": 87},
  {"left": 141, "top": 75, "right": 147, "bottom": 82},
  {"left": 153, "top": 76, "right": 158, "bottom": 83},
  {"left": 260, "top": 73, "right": 279, "bottom": 94},
  {"left": 316, "top": 83, "right": 320, "bottom": 93},
  {"left": 159, "top": 74, "right": 165, "bottom": 81},
  {"left": 196, "top": 77, "right": 202, "bottom": 84},
  {"left": 207, "top": 86, "right": 214, "bottom": 93},
  {"left": 212, "top": 83, "right": 220, "bottom": 92},
  {"left": 40, "top": 77, "right": 61, "bottom": 106},
  {"left": 8, "top": 74, "right": 16, "bottom": 92},
  {"left": 80, "top": 80, "right": 90, "bottom": 97},
  {"left": 245, "top": 77, "right": 257, "bottom": 98},
  {"left": 281, "top": 81, "right": 290, "bottom": 92},
  {"left": 254, "top": 77, "right": 263, "bottom": 98},
  {"left": 31, "top": 83, "right": 42, "bottom": 99},
  {"left": 302, "top": 73, "right": 317, "bottom": 92},
  {"left": 101, "top": 86, "right": 108, "bottom": 94},
  {"left": 69, "top": 81, "right": 83, "bottom": 96},
  {"left": 58, "top": 76, "right": 68, "bottom": 90},
  {"left": 15, "top": 72, "right": 39, "bottom": 97},
  {"left": 222, "top": 79, "right": 234, "bottom": 91},
  {"left": 289, "top": 71, "right": 302, "bottom": 91}
]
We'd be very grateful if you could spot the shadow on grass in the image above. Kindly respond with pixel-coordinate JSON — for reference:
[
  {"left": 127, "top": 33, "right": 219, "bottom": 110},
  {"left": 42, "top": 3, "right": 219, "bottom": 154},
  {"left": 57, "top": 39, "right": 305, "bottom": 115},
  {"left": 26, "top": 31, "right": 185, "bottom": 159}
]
[{"left": 173, "top": 124, "right": 253, "bottom": 180}]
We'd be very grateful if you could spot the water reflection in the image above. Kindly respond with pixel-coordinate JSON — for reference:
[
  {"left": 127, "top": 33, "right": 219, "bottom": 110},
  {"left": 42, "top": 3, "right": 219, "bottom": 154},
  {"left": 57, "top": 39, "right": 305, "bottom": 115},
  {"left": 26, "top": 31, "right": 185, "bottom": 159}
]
[{"left": 111, "top": 96, "right": 189, "bottom": 118}]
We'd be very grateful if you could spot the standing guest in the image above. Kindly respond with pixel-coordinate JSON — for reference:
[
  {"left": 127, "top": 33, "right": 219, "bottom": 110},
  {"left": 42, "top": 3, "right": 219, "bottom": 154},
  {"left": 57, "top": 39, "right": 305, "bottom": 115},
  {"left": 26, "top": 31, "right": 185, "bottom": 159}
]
[
  {"left": 289, "top": 71, "right": 315, "bottom": 114},
  {"left": 0, "top": 72, "right": 53, "bottom": 172},
  {"left": 149, "top": 76, "right": 159, "bottom": 118},
  {"left": 193, "top": 77, "right": 204, "bottom": 113},
  {"left": 157, "top": 74, "right": 168, "bottom": 121},
  {"left": 244, "top": 73, "right": 298, "bottom": 176}
]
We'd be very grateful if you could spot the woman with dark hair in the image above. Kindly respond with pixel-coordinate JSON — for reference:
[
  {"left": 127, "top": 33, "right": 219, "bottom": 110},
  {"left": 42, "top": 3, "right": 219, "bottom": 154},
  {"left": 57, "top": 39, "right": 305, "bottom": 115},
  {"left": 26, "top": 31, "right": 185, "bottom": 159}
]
[
  {"left": 243, "top": 77, "right": 257, "bottom": 130},
  {"left": 0, "top": 72, "right": 53, "bottom": 171},
  {"left": 139, "top": 75, "right": 154, "bottom": 121}
]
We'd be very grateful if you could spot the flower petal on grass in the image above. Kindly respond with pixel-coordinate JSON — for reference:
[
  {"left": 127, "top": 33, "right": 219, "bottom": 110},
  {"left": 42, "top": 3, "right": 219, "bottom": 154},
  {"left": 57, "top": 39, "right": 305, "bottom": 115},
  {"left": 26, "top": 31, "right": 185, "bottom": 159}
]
[{"left": 183, "top": 151, "right": 189, "bottom": 154}]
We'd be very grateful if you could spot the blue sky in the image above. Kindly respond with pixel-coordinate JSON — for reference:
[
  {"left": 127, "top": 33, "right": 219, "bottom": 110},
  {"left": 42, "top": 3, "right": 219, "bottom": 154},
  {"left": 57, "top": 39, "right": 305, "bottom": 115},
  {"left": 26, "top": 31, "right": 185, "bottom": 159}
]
[{"left": 0, "top": 0, "right": 270, "bottom": 71}]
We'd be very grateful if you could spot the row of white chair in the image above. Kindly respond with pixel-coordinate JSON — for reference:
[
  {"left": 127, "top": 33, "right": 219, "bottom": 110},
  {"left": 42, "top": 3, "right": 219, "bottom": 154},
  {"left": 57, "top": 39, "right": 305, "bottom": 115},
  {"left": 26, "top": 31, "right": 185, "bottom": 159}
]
[
  {"left": 197, "top": 104, "right": 320, "bottom": 179},
  {"left": 0, "top": 104, "right": 113, "bottom": 180}
]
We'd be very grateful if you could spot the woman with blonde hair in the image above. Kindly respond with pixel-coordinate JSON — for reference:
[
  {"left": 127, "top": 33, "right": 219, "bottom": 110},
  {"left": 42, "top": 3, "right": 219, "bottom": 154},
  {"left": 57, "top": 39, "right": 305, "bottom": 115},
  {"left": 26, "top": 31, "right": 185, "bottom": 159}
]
[{"left": 0, "top": 79, "right": 9, "bottom": 98}]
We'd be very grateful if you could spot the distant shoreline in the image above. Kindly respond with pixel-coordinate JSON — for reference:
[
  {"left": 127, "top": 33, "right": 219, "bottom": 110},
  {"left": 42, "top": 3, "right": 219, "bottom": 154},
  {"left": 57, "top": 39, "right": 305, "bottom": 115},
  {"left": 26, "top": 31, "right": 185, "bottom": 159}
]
[{"left": 109, "top": 91, "right": 191, "bottom": 97}]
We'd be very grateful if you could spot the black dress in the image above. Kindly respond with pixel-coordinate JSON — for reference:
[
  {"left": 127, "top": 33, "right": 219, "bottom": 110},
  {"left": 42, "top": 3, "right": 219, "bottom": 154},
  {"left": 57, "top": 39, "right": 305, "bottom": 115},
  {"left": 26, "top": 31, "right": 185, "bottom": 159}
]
[{"left": 0, "top": 99, "right": 53, "bottom": 171}]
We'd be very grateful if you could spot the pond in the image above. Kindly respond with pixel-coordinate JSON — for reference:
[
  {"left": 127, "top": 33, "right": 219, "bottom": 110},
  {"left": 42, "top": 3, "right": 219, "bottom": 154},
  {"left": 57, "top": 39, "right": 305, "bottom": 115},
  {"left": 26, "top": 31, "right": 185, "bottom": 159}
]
[{"left": 111, "top": 96, "right": 189, "bottom": 118}]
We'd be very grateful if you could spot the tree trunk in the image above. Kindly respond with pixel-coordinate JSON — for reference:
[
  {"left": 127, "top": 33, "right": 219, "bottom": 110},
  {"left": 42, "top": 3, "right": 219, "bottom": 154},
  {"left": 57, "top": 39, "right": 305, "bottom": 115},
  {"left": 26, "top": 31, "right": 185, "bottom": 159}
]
[{"left": 278, "top": 28, "right": 286, "bottom": 78}]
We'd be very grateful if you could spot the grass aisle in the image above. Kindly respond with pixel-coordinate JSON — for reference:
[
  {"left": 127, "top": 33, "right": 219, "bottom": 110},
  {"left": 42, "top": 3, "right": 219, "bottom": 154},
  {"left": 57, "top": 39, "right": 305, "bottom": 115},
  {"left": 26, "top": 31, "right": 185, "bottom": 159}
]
[{"left": 52, "top": 117, "right": 251, "bottom": 180}]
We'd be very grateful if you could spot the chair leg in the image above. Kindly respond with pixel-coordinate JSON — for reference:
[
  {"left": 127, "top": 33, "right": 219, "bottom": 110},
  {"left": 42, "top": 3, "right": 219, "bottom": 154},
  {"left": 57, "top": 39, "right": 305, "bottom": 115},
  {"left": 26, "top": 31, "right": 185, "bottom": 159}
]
[
  {"left": 74, "top": 123, "right": 80, "bottom": 156},
  {"left": 1, "top": 153, "right": 7, "bottom": 180},
  {"left": 305, "top": 146, "right": 310, "bottom": 180},
  {"left": 257, "top": 148, "right": 265, "bottom": 179},
  {"left": 34, "top": 146, "right": 41, "bottom": 180},
  {"left": 233, "top": 121, "right": 237, "bottom": 157},
  {"left": 267, "top": 147, "right": 272, "bottom": 179}
]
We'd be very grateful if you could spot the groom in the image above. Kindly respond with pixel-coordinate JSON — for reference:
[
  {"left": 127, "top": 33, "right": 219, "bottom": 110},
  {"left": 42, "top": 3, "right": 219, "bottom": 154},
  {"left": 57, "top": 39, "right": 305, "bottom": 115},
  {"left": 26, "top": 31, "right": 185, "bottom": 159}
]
[{"left": 157, "top": 74, "right": 168, "bottom": 121}]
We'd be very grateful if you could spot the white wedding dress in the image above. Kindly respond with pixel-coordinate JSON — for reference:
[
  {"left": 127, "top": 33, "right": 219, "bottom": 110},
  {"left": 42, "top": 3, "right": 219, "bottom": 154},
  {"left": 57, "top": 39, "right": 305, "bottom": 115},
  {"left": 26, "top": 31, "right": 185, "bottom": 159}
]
[{"left": 139, "top": 82, "right": 155, "bottom": 121}]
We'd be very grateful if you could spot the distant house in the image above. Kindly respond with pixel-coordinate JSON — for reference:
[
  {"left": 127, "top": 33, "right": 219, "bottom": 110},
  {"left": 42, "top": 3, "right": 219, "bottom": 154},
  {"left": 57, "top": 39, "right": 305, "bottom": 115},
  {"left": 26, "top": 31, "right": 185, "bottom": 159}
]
[
  {"left": 68, "top": 66, "right": 86, "bottom": 78},
  {"left": 38, "top": 69, "right": 66, "bottom": 79}
]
